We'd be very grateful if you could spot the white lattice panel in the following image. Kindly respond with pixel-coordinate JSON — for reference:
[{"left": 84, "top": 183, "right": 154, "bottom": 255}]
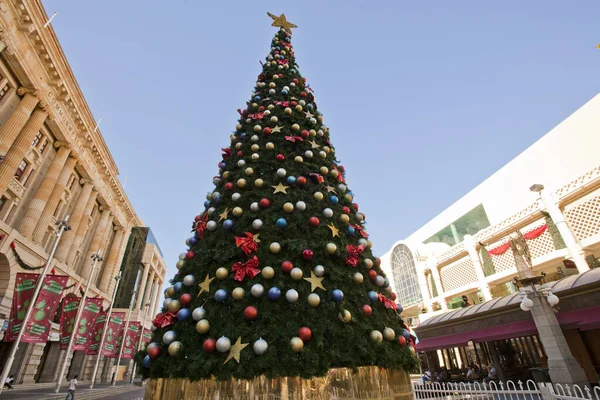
[
  {"left": 487, "top": 238, "right": 515, "bottom": 274},
  {"left": 520, "top": 220, "right": 556, "bottom": 259},
  {"left": 440, "top": 256, "right": 477, "bottom": 292},
  {"left": 564, "top": 192, "right": 600, "bottom": 241}
]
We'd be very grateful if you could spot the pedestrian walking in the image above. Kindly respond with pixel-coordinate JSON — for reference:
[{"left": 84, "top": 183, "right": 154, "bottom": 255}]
[
  {"left": 3, "top": 375, "right": 14, "bottom": 389},
  {"left": 65, "top": 374, "right": 77, "bottom": 400}
]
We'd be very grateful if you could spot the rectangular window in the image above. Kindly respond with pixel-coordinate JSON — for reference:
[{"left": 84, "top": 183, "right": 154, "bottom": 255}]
[
  {"left": 14, "top": 160, "right": 29, "bottom": 181},
  {"left": 31, "top": 132, "right": 43, "bottom": 147},
  {"left": 0, "top": 196, "right": 7, "bottom": 214},
  {"left": 39, "top": 139, "right": 48, "bottom": 154}
]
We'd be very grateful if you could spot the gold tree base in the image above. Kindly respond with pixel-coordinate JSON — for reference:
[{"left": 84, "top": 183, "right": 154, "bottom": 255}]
[{"left": 145, "top": 366, "right": 412, "bottom": 400}]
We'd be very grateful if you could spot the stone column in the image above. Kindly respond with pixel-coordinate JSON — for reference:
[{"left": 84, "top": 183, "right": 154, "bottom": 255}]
[
  {"left": 415, "top": 259, "right": 431, "bottom": 312},
  {"left": 428, "top": 256, "right": 448, "bottom": 311},
  {"left": 98, "top": 228, "right": 125, "bottom": 292},
  {"left": 0, "top": 41, "right": 6, "bottom": 54},
  {"left": 32, "top": 155, "right": 77, "bottom": 242},
  {"left": 18, "top": 144, "right": 71, "bottom": 238},
  {"left": 136, "top": 263, "right": 150, "bottom": 311},
  {"left": 151, "top": 278, "right": 161, "bottom": 318},
  {"left": 0, "top": 91, "right": 39, "bottom": 156},
  {"left": 55, "top": 180, "right": 93, "bottom": 262},
  {"left": 66, "top": 189, "right": 98, "bottom": 267},
  {"left": 80, "top": 208, "right": 111, "bottom": 280},
  {"left": 463, "top": 235, "right": 493, "bottom": 301},
  {"left": 143, "top": 270, "right": 155, "bottom": 307},
  {"left": 0, "top": 108, "right": 48, "bottom": 195}
]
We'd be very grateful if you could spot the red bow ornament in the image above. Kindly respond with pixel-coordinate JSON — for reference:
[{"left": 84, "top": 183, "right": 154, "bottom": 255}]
[
  {"left": 248, "top": 112, "right": 265, "bottom": 120},
  {"left": 274, "top": 101, "right": 290, "bottom": 107},
  {"left": 235, "top": 232, "right": 259, "bottom": 255},
  {"left": 277, "top": 58, "right": 289, "bottom": 65},
  {"left": 284, "top": 135, "right": 304, "bottom": 143},
  {"left": 308, "top": 173, "right": 324, "bottom": 183},
  {"left": 221, "top": 148, "right": 232, "bottom": 159},
  {"left": 351, "top": 224, "right": 369, "bottom": 238},
  {"left": 231, "top": 256, "right": 260, "bottom": 282},
  {"left": 153, "top": 312, "right": 176, "bottom": 328},
  {"left": 378, "top": 294, "right": 398, "bottom": 310},
  {"left": 193, "top": 213, "right": 209, "bottom": 238},
  {"left": 345, "top": 244, "right": 365, "bottom": 267},
  {"left": 333, "top": 165, "right": 345, "bottom": 183}
]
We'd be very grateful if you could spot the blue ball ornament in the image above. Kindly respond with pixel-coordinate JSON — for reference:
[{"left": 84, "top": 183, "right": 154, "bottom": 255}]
[
  {"left": 203, "top": 200, "right": 210, "bottom": 209},
  {"left": 188, "top": 237, "right": 198, "bottom": 246},
  {"left": 332, "top": 289, "right": 344, "bottom": 303},
  {"left": 223, "top": 219, "right": 234, "bottom": 230},
  {"left": 382, "top": 278, "right": 390, "bottom": 289},
  {"left": 397, "top": 304, "right": 404, "bottom": 313},
  {"left": 307, "top": 104, "right": 314, "bottom": 110},
  {"left": 329, "top": 196, "right": 339, "bottom": 204},
  {"left": 276, "top": 218, "right": 287, "bottom": 229},
  {"left": 240, "top": 133, "right": 246, "bottom": 140},
  {"left": 215, "top": 289, "right": 228, "bottom": 302},
  {"left": 402, "top": 329, "right": 410, "bottom": 340},
  {"left": 143, "top": 355, "right": 151, "bottom": 368},
  {"left": 213, "top": 193, "right": 222, "bottom": 203},
  {"left": 177, "top": 308, "right": 191, "bottom": 321},
  {"left": 368, "top": 291, "right": 379, "bottom": 302},
  {"left": 286, "top": 176, "right": 296, "bottom": 185},
  {"left": 275, "top": 46, "right": 280, "bottom": 50},
  {"left": 290, "top": 69, "right": 296, "bottom": 74},
  {"left": 268, "top": 287, "right": 281, "bottom": 301},
  {"left": 254, "top": 95, "right": 261, "bottom": 102},
  {"left": 281, "top": 89, "right": 288, "bottom": 95},
  {"left": 173, "top": 282, "right": 183, "bottom": 293},
  {"left": 347, "top": 226, "right": 356, "bottom": 236},
  {"left": 218, "top": 162, "right": 226, "bottom": 169}
]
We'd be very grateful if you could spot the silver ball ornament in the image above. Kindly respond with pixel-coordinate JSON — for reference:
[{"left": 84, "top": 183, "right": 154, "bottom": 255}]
[
  {"left": 237, "top": 160, "right": 246, "bottom": 168},
  {"left": 207, "top": 207, "right": 216, "bottom": 215},
  {"left": 375, "top": 276, "right": 385, "bottom": 286},
  {"left": 286, "top": 289, "right": 299, "bottom": 303},
  {"left": 178, "top": 253, "right": 186, "bottom": 261},
  {"left": 314, "top": 265, "right": 325, "bottom": 277},
  {"left": 183, "top": 275, "right": 196, "bottom": 287},
  {"left": 277, "top": 168, "right": 287, "bottom": 177},
  {"left": 253, "top": 339, "right": 268, "bottom": 355},
  {"left": 358, "top": 238, "right": 368, "bottom": 247},
  {"left": 163, "top": 330, "right": 176, "bottom": 345},
  {"left": 337, "top": 184, "right": 347, "bottom": 193},
  {"left": 192, "top": 307, "right": 206, "bottom": 321},
  {"left": 250, "top": 202, "right": 260, "bottom": 212},
  {"left": 231, "top": 193, "right": 242, "bottom": 202},
  {"left": 295, "top": 201, "right": 306, "bottom": 211},
  {"left": 251, "top": 284, "right": 264, "bottom": 297},
  {"left": 304, "top": 150, "right": 313, "bottom": 158},
  {"left": 323, "top": 208, "right": 333, "bottom": 218},
  {"left": 207, "top": 221, "right": 217, "bottom": 231},
  {"left": 216, "top": 336, "right": 231, "bottom": 353},
  {"left": 252, "top": 219, "right": 263, "bottom": 230}
]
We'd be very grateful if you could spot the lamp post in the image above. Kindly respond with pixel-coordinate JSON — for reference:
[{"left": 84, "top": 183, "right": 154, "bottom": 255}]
[
  {"left": 112, "top": 289, "right": 136, "bottom": 386},
  {"left": 0, "top": 217, "right": 71, "bottom": 396},
  {"left": 529, "top": 184, "right": 589, "bottom": 273},
  {"left": 129, "top": 300, "right": 150, "bottom": 383},
  {"left": 54, "top": 251, "right": 103, "bottom": 393},
  {"left": 89, "top": 272, "right": 122, "bottom": 389}
]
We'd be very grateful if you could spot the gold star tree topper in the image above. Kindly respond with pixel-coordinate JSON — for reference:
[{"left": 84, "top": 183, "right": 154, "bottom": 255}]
[{"left": 267, "top": 12, "right": 297, "bottom": 33}]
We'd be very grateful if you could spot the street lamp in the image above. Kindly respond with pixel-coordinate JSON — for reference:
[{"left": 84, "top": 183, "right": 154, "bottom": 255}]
[{"left": 529, "top": 183, "right": 544, "bottom": 193}]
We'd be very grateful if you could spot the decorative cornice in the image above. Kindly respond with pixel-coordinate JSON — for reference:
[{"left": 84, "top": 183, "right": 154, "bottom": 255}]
[
  {"left": 53, "top": 140, "right": 70, "bottom": 149},
  {"left": 17, "top": 86, "right": 38, "bottom": 97},
  {"left": 79, "top": 178, "right": 93, "bottom": 185}
]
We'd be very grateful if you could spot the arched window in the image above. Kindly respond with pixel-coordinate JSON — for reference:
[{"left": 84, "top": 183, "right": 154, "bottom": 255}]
[{"left": 390, "top": 244, "right": 422, "bottom": 308}]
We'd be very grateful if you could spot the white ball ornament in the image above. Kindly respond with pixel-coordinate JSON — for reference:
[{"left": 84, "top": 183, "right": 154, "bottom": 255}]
[
  {"left": 370, "top": 330, "right": 383, "bottom": 344},
  {"left": 307, "top": 293, "right": 321, "bottom": 307},
  {"left": 216, "top": 337, "right": 231, "bottom": 353},
  {"left": 314, "top": 265, "right": 325, "bottom": 277},
  {"left": 253, "top": 339, "right": 268, "bottom": 355},
  {"left": 310, "top": 118, "right": 317, "bottom": 125},
  {"left": 338, "top": 184, "right": 347, "bottom": 193},
  {"left": 237, "top": 160, "right": 246, "bottom": 168},
  {"left": 206, "top": 221, "right": 217, "bottom": 231},
  {"left": 299, "top": 99, "right": 306, "bottom": 106},
  {"left": 383, "top": 328, "right": 396, "bottom": 341},
  {"left": 251, "top": 153, "right": 260, "bottom": 160},
  {"left": 304, "top": 150, "right": 313, "bottom": 158},
  {"left": 326, "top": 243, "right": 337, "bottom": 254},
  {"left": 251, "top": 135, "right": 259, "bottom": 142},
  {"left": 323, "top": 208, "right": 333, "bottom": 218},
  {"left": 250, "top": 202, "right": 260, "bottom": 212},
  {"left": 192, "top": 307, "right": 206, "bottom": 321},
  {"left": 269, "top": 242, "right": 281, "bottom": 254},
  {"left": 319, "top": 151, "right": 327, "bottom": 158},
  {"left": 364, "top": 259, "right": 373, "bottom": 269},
  {"left": 251, "top": 284, "right": 264, "bottom": 297},
  {"left": 231, "top": 193, "right": 241, "bottom": 202},
  {"left": 295, "top": 201, "right": 306, "bottom": 211},
  {"left": 207, "top": 207, "right": 216, "bottom": 215},
  {"left": 269, "top": 88, "right": 276, "bottom": 95},
  {"left": 358, "top": 238, "right": 369, "bottom": 247},
  {"left": 286, "top": 289, "right": 299, "bottom": 303},
  {"left": 252, "top": 219, "right": 263, "bottom": 230},
  {"left": 277, "top": 168, "right": 287, "bottom": 177},
  {"left": 176, "top": 260, "right": 185, "bottom": 269},
  {"left": 290, "top": 268, "right": 303, "bottom": 281}
]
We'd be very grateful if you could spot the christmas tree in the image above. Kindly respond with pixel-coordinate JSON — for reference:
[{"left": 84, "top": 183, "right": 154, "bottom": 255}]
[{"left": 139, "top": 13, "right": 417, "bottom": 381}]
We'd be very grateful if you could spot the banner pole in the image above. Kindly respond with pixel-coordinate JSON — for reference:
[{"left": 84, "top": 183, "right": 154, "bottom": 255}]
[
  {"left": 111, "top": 288, "right": 136, "bottom": 386},
  {"left": 0, "top": 216, "right": 71, "bottom": 396},
  {"left": 54, "top": 251, "right": 103, "bottom": 394},
  {"left": 129, "top": 299, "right": 150, "bottom": 383},
  {"left": 89, "top": 271, "right": 122, "bottom": 389}
]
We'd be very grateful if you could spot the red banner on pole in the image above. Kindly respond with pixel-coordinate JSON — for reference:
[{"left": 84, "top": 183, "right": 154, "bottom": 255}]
[
  {"left": 138, "top": 328, "right": 152, "bottom": 350},
  {"left": 59, "top": 295, "right": 80, "bottom": 349},
  {"left": 73, "top": 298, "right": 103, "bottom": 351},
  {"left": 101, "top": 312, "right": 125, "bottom": 357},
  {"left": 4, "top": 273, "right": 68, "bottom": 343},
  {"left": 86, "top": 311, "right": 107, "bottom": 355},
  {"left": 122, "top": 322, "right": 141, "bottom": 359}
]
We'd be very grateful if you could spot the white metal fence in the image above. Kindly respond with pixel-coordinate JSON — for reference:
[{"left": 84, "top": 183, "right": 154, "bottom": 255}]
[{"left": 412, "top": 380, "right": 600, "bottom": 400}]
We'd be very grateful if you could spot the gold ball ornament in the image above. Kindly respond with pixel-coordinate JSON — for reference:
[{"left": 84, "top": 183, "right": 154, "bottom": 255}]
[
  {"left": 367, "top": 241, "right": 373, "bottom": 249},
  {"left": 345, "top": 194, "right": 354, "bottom": 202},
  {"left": 330, "top": 169, "right": 339, "bottom": 178},
  {"left": 307, "top": 293, "right": 321, "bottom": 307},
  {"left": 235, "top": 142, "right": 242, "bottom": 150},
  {"left": 318, "top": 115, "right": 324, "bottom": 122},
  {"left": 167, "top": 300, "right": 181, "bottom": 313},
  {"left": 168, "top": 341, "right": 182, "bottom": 356},
  {"left": 270, "top": 116, "right": 278, "bottom": 123},
  {"left": 223, "top": 171, "right": 230, "bottom": 179},
  {"left": 370, "top": 330, "right": 383, "bottom": 344},
  {"left": 283, "top": 202, "right": 294, "bottom": 213},
  {"left": 235, "top": 124, "right": 242, "bottom": 131},
  {"left": 251, "top": 144, "right": 259, "bottom": 152},
  {"left": 244, "top": 168, "right": 254, "bottom": 176},
  {"left": 292, "top": 123, "right": 300, "bottom": 131},
  {"left": 261, "top": 266, "right": 275, "bottom": 279},
  {"left": 216, "top": 267, "right": 229, "bottom": 279},
  {"left": 294, "top": 156, "right": 303, "bottom": 163},
  {"left": 273, "top": 74, "right": 279, "bottom": 80},
  {"left": 339, "top": 214, "right": 350, "bottom": 224},
  {"left": 268, "top": 104, "right": 275, "bottom": 110},
  {"left": 232, "top": 287, "right": 245, "bottom": 300},
  {"left": 319, "top": 166, "right": 329, "bottom": 175},
  {"left": 269, "top": 82, "right": 276, "bottom": 88},
  {"left": 232, "top": 207, "right": 243, "bottom": 217},
  {"left": 196, "top": 319, "right": 210, "bottom": 334},
  {"left": 285, "top": 107, "right": 292, "bottom": 115},
  {"left": 409, "top": 346, "right": 417, "bottom": 356},
  {"left": 254, "top": 178, "right": 264, "bottom": 188},
  {"left": 314, "top": 192, "right": 324, "bottom": 201},
  {"left": 383, "top": 328, "right": 396, "bottom": 341},
  {"left": 290, "top": 337, "right": 304, "bottom": 352},
  {"left": 338, "top": 309, "right": 352, "bottom": 323},
  {"left": 353, "top": 272, "right": 364, "bottom": 283},
  {"left": 253, "top": 125, "right": 261, "bottom": 132},
  {"left": 326, "top": 243, "right": 337, "bottom": 254},
  {"left": 269, "top": 242, "right": 281, "bottom": 254},
  {"left": 323, "top": 146, "right": 331, "bottom": 154},
  {"left": 165, "top": 286, "right": 175, "bottom": 297},
  {"left": 309, "top": 129, "right": 316, "bottom": 137},
  {"left": 364, "top": 259, "right": 373, "bottom": 269},
  {"left": 295, "top": 105, "right": 303, "bottom": 112},
  {"left": 290, "top": 267, "right": 303, "bottom": 281},
  {"left": 237, "top": 179, "right": 247, "bottom": 188},
  {"left": 266, "top": 142, "right": 275, "bottom": 150}
]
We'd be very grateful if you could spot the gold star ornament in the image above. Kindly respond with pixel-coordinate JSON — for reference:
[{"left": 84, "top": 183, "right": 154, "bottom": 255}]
[
  {"left": 268, "top": 12, "right": 297, "bottom": 33},
  {"left": 304, "top": 271, "right": 325, "bottom": 292},
  {"left": 224, "top": 337, "right": 249, "bottom": 364},
  {"left": 272, "top": 183, "right": 290, "bottom": 194},
  {"left": 219, "top": 207, "right": 230, "bottom": 222},
  {"left": 253, "top": 233, "right": 261, "bottom": 243},
  {"left": 325, "top": 185, "right": 337, "bottom": 194},
  {"left": 271, "top": 125, "right": 282, "bottom": 133},
  {"left": 309, "top": 140, "right": 320, "bottom": 149},
  {"left": 304, "top": 110, "right": 315, "bottom": 119},
  {"left": 197, "top": 275, "right": 214, "bottom": 297},
  {"left": 328, "top": 223, "right": 340, "bottom": 238}
]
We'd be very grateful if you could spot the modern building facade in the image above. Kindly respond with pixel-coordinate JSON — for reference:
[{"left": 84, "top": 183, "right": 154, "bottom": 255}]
[{"left": 0, "top": 0, "right": 166, "bottom": 384}]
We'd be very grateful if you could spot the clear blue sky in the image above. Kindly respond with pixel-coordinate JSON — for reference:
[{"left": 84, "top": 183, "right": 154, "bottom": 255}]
[{"left": 42, "top": 0, "right": 599, "bottom": 281}]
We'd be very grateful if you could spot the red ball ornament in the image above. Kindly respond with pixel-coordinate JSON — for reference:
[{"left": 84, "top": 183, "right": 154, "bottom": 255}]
[
  {"left": 362, "top": 305, "right": 372, "bottom": 317},
  {"left": 180, "top": 293, "right": 192, "bottom": 307},
  {"left": 281, "top": 261, "right": 294, "bottom": 273},
  {"left": 263, "top": 127, "right": 272, "bottom": 135},
  {"left": 375, "top": 258, "right": 382, "bottom": 267},
  {"left": 259, "top": 198, "right": 271, "bottom": 209},
  {"left": 398, "top": 336, "right": 407, "bottom": 346},
  {"left": 291, "top": 101, "right": 297, "bottom": 107},
  {"left": 278, "top": 73, "right": 283, "bottom": 78},
  {"left": 368, "top": 270, "right": 377, "bottom": 280},
  {"left": 297, "top": 176, "right": 307, "bottom": 186},
  {"left": 293, "top": 78, "right": 299, "bottom": 84},
  {"left": 185, "top": 251, "right": 195, "bottom": 260},
  {"left": 224, "top": 182, "right": 234, "bottom": 191},
  {"left": 352, "top": 203, "right": 359, "bottom": 211},
  {"left": 308, "top": 217, "right": 320, "bottom": 227},
  {"left": 342, "top": 206, "right": 350, "bottom": 215},
  {"left": 147, "top": 345, "right": 161, "bottom": 360},
  {"left": 244, "top": 306, "right": 258, "bottom": 321},
  {"left": 237, "top": 151, "right": 244, "bottom": 157},
  {"left": 300, "top": 91, "right": 307, "bottom": 97},
  {"left": 390, "top": 292, "right": 397, "bottom": 301},
  {"left": 302, "top": 249, "right": 314, "bottom": 260},
  {"left": 298, "top": 326, "right": 312, "bottom": 342},
  {"left": 276, "top": 154, "right": 285, "bottom": 161},
  {"left": 258, "top": 106, "right": 265, "bottom": 111},
  {"left": 301, "top": 130, "right": 310, "bottom": 138},
  {"left": 195, "top": 215, "right": 202, "bottom": 222},
  {"left": 202, "top": 338, "right": 216, "bottom": 353}
]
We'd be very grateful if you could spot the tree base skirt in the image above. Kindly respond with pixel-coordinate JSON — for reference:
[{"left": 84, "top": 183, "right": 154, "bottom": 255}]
[{"left": 144, "top": 366, "right": 412, "bottom": 400}]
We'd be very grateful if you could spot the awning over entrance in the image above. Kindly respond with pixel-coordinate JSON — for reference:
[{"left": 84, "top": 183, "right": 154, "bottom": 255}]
[
  {"left": 417, "top": 334, "right": 469, "bottom": 352},
  {"left": 470, "top": 320, "right": 537, "bottom": 343}
]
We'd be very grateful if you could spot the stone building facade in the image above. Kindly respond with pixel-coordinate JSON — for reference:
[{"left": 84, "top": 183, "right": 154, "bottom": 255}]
[{"left": 0, "top": 0, "right": 166, "bottom": 384}]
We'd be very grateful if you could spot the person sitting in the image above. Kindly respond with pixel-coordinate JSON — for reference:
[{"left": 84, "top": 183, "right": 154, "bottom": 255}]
[
  {"left": 484, "top": 365, "right": 497, "bottom": 383},
  {"left": 438, "top": 368, "right": 448, "bottom": 383},
  {"left": 419, "top": 370, "right": 432, "bottom": 385},
  {"left": 466, "top": 366, "right": 475, "bottom": 380}
]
